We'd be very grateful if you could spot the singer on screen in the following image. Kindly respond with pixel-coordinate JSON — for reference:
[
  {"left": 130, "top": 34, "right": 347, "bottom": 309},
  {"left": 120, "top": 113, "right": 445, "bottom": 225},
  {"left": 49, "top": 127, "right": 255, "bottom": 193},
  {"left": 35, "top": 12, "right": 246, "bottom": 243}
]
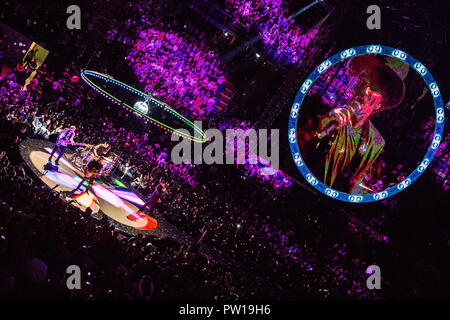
[{"left": 298, "top": 55, "right": 407, "bottom": 193}]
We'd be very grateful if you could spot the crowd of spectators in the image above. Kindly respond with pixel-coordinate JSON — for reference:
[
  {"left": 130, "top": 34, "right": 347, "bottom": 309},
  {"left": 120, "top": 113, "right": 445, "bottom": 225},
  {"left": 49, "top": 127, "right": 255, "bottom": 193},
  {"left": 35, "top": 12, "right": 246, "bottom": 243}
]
[
  {"left": 219, "top": 118, "right": 293, "bottom": 189},
  {"left": 0, "top": 66, "right": 270, "bottom": 299},
  {"left": 104, "top": 0, "right": 227, "bottom": 121},
  {"left": 0, "top": 151, "right": 263, "bottom": 299},
  {"left": 225, "top": 0, "right": 320, "bottom": 63},
  {"left": 0, "top": 69, "right": 200, "bottom": 190},
  {"left": 0, "top": 0, "right": 448, "bottom": 301},
  {"left": 162, "top": 167, "right": 376, "bottom": 298},
  {"left": 126, "top": 28, "right": 227, "bottom": 121},
  {"left": 0, "top": 62, "right": 378, "bottom": 299}
]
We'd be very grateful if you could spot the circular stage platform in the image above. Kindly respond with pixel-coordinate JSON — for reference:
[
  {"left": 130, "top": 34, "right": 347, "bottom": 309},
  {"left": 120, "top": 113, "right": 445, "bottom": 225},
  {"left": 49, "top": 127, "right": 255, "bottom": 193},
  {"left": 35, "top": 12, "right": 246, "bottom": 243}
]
[{"left": 19, "top": 139, "right": 161, "bottom": 236}]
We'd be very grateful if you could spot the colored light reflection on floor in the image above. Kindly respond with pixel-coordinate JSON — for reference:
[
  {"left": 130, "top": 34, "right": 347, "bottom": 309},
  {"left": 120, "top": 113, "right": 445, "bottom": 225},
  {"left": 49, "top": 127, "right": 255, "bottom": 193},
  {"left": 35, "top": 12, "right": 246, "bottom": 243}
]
[
  {"left": 91, "top": 185, "right": 144, "bottom": 220},
  {"left": 40, "top": 146, "right": 149, "bottom": 223},
  {"left": 45, "top": 169, "right": 144, "bottom": 221},
  {"left": 74, "top": 176, "right": 89, "bottom": 187},
  {"left": 110, "top": 189, "right": 145, "bottom": 206},
  {"left": 91, "top": 184, "right": 125, "bottom": 208},
  {"left": 45, "top": 170, "right": 80, "bottom": 189},
  {"left": 43, "top": 147, "right": 79, "bottom": 172},
  {"left": 113, "top": 179, "right": 128, "bottom": 188},
  {"left": 32, "top": 152, "right": 73, "bottom": 176}
]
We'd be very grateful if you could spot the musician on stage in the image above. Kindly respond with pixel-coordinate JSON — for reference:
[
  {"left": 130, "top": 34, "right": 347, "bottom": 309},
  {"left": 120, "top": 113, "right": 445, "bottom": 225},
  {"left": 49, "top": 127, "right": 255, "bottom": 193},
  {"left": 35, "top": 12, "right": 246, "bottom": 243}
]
[
  {"left": 66, "top": 157, "right": 104, "bottom": 196},
  {"left": 48, "top": 125, "right": 80, "bottom": 165},
  {"left": 92, "top": 142, "right": 111, "bottom": 158},
  {"left": 128, "top": 178, "right": 167, "bottom": 221}
]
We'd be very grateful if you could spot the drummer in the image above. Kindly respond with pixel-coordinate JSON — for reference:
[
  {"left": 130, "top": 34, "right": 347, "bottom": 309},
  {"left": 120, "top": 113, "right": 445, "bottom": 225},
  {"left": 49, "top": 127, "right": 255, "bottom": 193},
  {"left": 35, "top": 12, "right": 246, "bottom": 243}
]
[{"left": 92, "top": 142, "right": 111, "bottom": 159}]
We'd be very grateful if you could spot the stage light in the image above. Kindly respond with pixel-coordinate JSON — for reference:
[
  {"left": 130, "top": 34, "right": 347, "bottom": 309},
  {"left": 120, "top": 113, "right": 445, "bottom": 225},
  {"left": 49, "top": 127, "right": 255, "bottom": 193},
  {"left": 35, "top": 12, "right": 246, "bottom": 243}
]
[
  {"left": 113, "top": 179, "right": 128, "bottom": 188},
  {"left": 109, "top": 189, "right": 145, "bottom": 206},
  {"left": 44, "top": 171, "right": 80, "bottom": 189},
  {"left": 81, "top": 70, "right": 207, "bottom": 142},
  {"left": 133, "top": 101, "right": 149, "bottom": 114},
  {"left": 288, "top": 45, "right": 445, "bottom": 203},
  {"left": 91, "top": 184, "right": 124, "bottom": 208}
]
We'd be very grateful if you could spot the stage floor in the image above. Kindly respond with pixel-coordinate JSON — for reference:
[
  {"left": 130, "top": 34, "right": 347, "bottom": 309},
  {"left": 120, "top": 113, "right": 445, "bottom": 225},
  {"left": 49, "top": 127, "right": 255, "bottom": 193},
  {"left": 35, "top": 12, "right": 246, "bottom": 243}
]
[{"left": 20, "top": 139, "right": 159, "bottom": 235}]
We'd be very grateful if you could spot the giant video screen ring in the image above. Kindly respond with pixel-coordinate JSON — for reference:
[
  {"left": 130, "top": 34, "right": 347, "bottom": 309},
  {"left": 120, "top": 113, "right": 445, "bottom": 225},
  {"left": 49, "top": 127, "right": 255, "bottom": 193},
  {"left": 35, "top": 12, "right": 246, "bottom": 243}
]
[
  {"left": 81, "top": 70, "right": 207, "bottom": 142},
  {"left": 288, "top": 45, "right": 445, "bottom": 203}
]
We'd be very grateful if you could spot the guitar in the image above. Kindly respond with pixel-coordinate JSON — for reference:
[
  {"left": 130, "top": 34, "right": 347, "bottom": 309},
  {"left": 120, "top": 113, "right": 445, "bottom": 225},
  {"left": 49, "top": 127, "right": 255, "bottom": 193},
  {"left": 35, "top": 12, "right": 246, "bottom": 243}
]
[
  {"left": 84, "top": 167, "right": 110, "bottom": 178},
  {"left": 71, "top": 142, "right": 87, "bottom": 147},
  {"left": 84, "top": 168, "right": 98, "bottom": 178},
  {"left": 83, "top": 158, "right": 111, "bottom": 178}
]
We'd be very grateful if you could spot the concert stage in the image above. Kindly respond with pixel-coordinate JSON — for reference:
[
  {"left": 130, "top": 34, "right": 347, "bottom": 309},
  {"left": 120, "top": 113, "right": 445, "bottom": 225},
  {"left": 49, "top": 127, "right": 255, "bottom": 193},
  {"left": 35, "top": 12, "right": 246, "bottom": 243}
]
[{"left": 19, "top": 139, "right": 160, "bottom": 236}]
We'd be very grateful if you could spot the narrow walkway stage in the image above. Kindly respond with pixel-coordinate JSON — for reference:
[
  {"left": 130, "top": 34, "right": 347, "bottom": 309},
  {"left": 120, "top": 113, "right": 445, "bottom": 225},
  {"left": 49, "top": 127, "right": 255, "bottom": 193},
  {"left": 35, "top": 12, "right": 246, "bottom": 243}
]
[{"left": 19, "top": 139, "right": 159, "bottom": 235}]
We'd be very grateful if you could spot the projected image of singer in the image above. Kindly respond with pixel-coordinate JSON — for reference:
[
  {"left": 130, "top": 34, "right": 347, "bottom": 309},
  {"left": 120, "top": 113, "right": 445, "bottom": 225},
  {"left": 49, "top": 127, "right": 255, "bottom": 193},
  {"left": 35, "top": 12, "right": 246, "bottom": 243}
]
[
  {"left": 298, "top": 55, "right": 406, "bottom": 194},
  {"left": 315, "top": 86, "right": 385, "bottom": 191}
]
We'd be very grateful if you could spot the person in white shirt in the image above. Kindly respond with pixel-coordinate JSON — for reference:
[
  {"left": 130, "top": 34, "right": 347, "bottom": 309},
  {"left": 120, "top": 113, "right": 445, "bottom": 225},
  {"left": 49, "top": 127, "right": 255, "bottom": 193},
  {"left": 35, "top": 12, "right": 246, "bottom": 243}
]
[{"left": 48, "top": 125, "right": 79, "bottom": 165}]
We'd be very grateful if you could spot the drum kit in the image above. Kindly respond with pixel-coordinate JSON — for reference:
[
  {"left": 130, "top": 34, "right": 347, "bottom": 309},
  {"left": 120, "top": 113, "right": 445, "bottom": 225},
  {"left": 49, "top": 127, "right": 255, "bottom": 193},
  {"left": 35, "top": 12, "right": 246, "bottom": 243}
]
[{"left": 70, "top": 144, "right": 120, "bottom": 174}]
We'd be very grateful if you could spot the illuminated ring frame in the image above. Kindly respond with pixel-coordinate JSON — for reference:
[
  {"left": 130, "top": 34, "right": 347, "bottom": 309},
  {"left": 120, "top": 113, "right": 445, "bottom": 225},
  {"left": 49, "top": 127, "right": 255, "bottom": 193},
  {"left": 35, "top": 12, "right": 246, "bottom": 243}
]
[
  {"left": 288, "top": 45, "right": 445, "bottom": 203},
  {"left": 81, "top": 70, "right": 208, "bottom": 142}
]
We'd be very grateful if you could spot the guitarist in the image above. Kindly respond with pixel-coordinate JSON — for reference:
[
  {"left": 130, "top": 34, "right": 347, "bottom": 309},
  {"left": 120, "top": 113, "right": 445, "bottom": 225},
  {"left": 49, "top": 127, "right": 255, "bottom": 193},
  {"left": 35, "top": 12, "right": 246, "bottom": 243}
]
[
  {"left": 67, "top": 157, "right": 104, "bottom": 196},
  {"left": 48, "top": 125, "right": 83, "bottom": 165}
]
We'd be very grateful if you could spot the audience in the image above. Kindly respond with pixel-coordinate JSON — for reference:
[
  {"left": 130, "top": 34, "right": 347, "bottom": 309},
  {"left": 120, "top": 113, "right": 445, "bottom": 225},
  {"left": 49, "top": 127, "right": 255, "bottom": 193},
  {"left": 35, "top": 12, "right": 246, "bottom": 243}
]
[
  {"left": 0, "top": 0, "right": 447, "bottom": 301},
  {"left": 0, "top": 65, "right": 377, "bottom": 299},
  {"left": 225, "top": 0, "right": 322, "bottom": 64},
  {"left": 126, "top": 28, "right": 226, "bottom": 121}
]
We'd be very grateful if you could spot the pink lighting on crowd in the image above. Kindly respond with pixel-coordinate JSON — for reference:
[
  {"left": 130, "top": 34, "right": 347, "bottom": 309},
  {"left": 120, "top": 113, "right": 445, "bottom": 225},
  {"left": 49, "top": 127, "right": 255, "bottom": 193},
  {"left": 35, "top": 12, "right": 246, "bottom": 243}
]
[{"left": 127, "top": 28, "right": 227, "bottom": 120}]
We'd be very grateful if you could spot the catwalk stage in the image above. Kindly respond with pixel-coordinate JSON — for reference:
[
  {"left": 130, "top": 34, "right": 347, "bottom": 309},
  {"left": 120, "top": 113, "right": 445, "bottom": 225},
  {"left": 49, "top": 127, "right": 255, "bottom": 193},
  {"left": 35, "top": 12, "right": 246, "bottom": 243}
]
[{"left": 19, "top": 139, "right": 160, "bottom": 235}]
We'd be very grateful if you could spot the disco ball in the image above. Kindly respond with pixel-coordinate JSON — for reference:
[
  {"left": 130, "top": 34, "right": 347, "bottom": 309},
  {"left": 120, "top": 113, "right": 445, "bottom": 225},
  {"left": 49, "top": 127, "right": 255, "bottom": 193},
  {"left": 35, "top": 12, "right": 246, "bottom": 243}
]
[{"left": 133, "top": 101, "right": 149, "bottom": 115}]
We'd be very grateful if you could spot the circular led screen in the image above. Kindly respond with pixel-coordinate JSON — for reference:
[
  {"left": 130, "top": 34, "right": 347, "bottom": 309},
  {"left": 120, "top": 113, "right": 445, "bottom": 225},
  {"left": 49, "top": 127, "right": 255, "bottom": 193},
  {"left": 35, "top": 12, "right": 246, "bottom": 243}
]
[
  {"left": 288, "top": 45, "right": 444, "bottom": 203},
  {"left": 81, "top": 70, "right": 207, "bottom": 142}
]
